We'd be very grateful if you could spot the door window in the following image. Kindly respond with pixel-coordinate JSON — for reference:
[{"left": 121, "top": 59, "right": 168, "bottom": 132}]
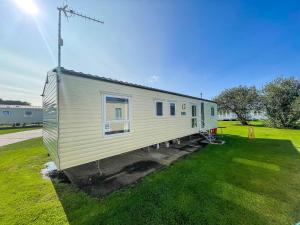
[{"left": 201, "top": 103, "right": 205, "bottom": 128}]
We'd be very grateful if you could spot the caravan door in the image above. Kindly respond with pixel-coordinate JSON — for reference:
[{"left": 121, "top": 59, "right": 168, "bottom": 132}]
[{"left": 200, "top": 102, "right": 205, "bottom": 131}]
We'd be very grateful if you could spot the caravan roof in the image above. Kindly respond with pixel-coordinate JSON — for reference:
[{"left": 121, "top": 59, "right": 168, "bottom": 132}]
[{"left": 44, "top": 67, "right": 216, "bottom": 104}]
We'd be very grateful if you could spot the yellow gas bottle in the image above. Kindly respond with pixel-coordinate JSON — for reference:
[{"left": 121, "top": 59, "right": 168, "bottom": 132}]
[{"left": 248, "top": 127, "right": 255, "bottom": 139}]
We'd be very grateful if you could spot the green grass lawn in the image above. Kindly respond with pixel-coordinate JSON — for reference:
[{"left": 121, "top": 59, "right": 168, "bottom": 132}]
[
  {"left": 0, "top": 121, "right": 300, "bottom": 225},
  {"left": 0, "top": 126, "right": 42, "bottom": 135}
]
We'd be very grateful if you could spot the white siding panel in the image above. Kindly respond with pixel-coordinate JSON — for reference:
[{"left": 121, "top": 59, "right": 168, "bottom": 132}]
[
  {"left": 58, "top": 73, "right": 217, "bottom": 169},
  {"left": 43, "top": 73, "right": 59, "bottom": 168}
]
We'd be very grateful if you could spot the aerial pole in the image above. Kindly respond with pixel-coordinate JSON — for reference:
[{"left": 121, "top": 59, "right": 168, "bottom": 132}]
[
  {"left": 56, "top": 4, "right": 104, "bottom": 74},
  {"left": 57, "top": 6, "right": 62, "bottom": 74}
]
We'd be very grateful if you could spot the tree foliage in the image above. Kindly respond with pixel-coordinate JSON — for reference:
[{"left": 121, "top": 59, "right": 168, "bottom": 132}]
[
  {"left": 214, "top": 86, "right": 261, "bottom": 125},
  {"left": 0, "top": 98, "right": 30, "bottom": 106},
  {"left": 262, "top": 77, "right": 300, "bottom": 128}
]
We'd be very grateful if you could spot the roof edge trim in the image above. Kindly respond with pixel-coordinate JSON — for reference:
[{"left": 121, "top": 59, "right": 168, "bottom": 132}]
[{"left": 52, "top": 67, "right": 217, "bottom": 104}]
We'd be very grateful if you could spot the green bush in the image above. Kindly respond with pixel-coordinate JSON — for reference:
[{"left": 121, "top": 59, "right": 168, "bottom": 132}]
[{"left": 262, "top": 77, "right": 300, "bottom": 128}]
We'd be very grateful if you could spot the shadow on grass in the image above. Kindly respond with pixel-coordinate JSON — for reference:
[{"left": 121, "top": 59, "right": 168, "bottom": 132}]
[
  {"left": 228, "top": 122, "right": 267, "bottom": 128},
  {"left": 51, "top": 134, "right": 300, "bottom": 225},
  {"left": 247, "top": 123, "right": 267, "bottom": 127}
]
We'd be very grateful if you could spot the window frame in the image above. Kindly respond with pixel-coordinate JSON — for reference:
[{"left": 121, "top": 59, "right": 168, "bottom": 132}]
[
  {"left": 103, "top": 94, "right": 131, "bottom": 137},
  {"left": 155, "top": 100, "right": 164, "bottom": 117},
  {"left": 211, "top": 107, "right": 215, "bottom": 117},
  {"left": 169, "top": 102, "right": 176, "bottom": 116}
]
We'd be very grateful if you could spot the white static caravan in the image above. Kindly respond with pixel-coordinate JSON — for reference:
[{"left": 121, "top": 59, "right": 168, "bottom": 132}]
[
  {"left": 0, "top": 105, "right": 42, "bottom": 126},
  {"left": 218, "top": 110, "right": 266, "bottom": 121},
  {"left": 42, "top": 68, "right": 217, "bottom": 170}
]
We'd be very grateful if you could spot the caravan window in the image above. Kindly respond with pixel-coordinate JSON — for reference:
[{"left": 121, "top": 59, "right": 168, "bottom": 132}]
[
  {"left": 24, "top": 111, "right": 32, "bottom": 117},
  {"left": 156, "top": 101, "right": 163, "bottom": 116},
  {"left": 104, "top": 95, "right": 130, "bottom": 136},
  {"left": 2, "top": 111, "right": 10, "bottom": 116},
  {"left": 181, "top": 103, "right": 187, "bottom": 116},
  {"left": 211, "top": 107, "right": 215, "bottom": 116},
  {"left": 170, "top": 103, "right": 176, "bottom": 116}
]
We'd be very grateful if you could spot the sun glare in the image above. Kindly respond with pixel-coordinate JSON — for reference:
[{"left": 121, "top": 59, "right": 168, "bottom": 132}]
[{"left": 13, "top": 0, "right": 39, "bottom": 16}]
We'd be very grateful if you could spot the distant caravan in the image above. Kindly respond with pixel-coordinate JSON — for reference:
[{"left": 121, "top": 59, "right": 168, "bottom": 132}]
[
  {"left": 0, "top": 105, "right": 43, "bottom": 127},
  {"left": 217, "top": 110, "right": 267, "bottom": 121}
]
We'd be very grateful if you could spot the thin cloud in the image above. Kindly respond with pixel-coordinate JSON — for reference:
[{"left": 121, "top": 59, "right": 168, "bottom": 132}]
[{"left": 148, "top": 75, "right": 159, "bottom": 84}]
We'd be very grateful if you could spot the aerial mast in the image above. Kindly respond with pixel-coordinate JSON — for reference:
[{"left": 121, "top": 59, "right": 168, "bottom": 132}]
[{"left": 57, "top": 4, "right": 104, "bottom": 73}]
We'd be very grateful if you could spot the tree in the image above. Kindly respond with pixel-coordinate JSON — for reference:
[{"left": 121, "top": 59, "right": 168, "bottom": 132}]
[
  {"left": 262, "top": 77, "right": 300, "bottom": 128},
  {"left": 0, "top": 98, "right": 30, "bottom": 105},
  {"left": 214, "top": 86, "right": 261, "bottom": 125}
]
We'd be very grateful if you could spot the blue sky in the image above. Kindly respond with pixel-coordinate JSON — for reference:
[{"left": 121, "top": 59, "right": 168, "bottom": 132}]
[{"left": 1, "top": 0, "right": 300, "bottom": 106}]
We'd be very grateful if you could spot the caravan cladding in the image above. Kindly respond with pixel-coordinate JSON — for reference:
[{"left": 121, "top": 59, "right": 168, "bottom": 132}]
[
  {"left": 42, "top": 68, "right": 217, "bottom": 170},
  {"left": 42, "top": 72, "right": 59, "bottom": 168}
]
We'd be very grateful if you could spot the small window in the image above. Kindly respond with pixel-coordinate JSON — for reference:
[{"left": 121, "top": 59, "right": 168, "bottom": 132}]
[
  {"left": 211, "top": 107, "right": 215, "bottom": 116},
  {"left": 24, "top": 111, "right": 32, "bottom": 117},
  {"left": 104, "top": 95, "right": 130, "bottom": 135},
  {"left": 2, "top": 111, "right": 10, "bottom": 116},
  {"left": 192, "top": 105, "right": 197, "bottom": 117},
  {"left": 170, "top": 103, "right": 176, "bottom": 116},
  {"left": 156, "top": 101, "right": 163, "bottom": 116},
  {"left": 115, "top": 108, "right": 122, "bottom": 120},
  {"left": 181, "top": 103, "right": 187, "bottom": 116}
]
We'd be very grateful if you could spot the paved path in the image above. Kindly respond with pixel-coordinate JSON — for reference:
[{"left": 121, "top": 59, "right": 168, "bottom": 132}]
[{"left": 0, "top": 129, "right": 42, "bottom": 147}]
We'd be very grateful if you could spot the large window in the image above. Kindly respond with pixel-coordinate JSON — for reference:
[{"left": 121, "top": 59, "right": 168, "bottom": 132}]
[
  {"left": 192, "top": 105, "right": 197, "bottom": 128},
  {"left": 24, "top": 111, "right": 32, "bottom": 117},
  {"left": 104, "top": 95, "right": 130, "bottom": 135},
  {"left": 170, "top": 103, "right": 176, "bottom": 116},
  {"left": 156, "top": 101, "right": 163, "bottom": 116},
  {"left": 2, "top": 111, "right": 10, "bottom": 116}
]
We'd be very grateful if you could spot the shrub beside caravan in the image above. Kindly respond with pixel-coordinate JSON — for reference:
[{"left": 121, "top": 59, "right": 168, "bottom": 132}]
[
  {"left": 0, "top": 105, "right": 42, "bottom": 126},
  {"left": 42, "top": 68, "right": 217, "bottom": 171}
]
